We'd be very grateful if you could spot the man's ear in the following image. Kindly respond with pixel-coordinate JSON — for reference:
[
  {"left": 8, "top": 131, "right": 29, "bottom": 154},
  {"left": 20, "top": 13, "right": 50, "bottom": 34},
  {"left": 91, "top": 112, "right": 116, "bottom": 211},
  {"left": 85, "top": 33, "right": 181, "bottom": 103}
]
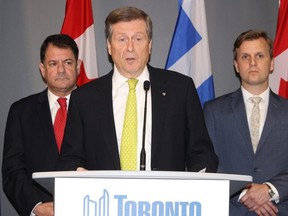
[
  {"left": 77, "top": 59, "right": 82, "bottom": 76},
  {"left": 149, "top": 39, "right": 152, "bottom": 54},
  {"left": 269, "top": 58, "right": 275, "bottom": 74},
  {"left": 233, "top": 60, "right": 239, "bottom": 73},
  {"left": 39, "top": 63, "right": 45, "bottom": 77},
  {"left": 107, "top": 39, "right": 112, "bottom": 55}
]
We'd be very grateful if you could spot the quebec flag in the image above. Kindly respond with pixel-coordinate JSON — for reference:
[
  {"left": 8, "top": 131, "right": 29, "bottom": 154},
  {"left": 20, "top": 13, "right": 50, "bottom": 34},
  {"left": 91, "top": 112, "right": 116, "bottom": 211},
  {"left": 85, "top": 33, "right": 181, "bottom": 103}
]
[{"left": 165, "top": 0, "right": 214, "bottom": 107}]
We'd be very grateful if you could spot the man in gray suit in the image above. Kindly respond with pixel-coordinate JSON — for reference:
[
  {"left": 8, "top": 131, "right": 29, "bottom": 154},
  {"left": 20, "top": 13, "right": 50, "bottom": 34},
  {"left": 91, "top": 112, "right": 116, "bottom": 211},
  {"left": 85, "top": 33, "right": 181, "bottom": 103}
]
[{"left": 204, "top": 30, "right": 288, "bottom": 215}]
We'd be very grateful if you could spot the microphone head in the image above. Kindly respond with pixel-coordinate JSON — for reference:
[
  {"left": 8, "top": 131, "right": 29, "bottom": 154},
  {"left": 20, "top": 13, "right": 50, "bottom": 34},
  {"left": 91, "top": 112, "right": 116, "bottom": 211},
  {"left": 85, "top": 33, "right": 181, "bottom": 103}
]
[{"left": 144, "top": 80, "right": 150, "bottom": 91}]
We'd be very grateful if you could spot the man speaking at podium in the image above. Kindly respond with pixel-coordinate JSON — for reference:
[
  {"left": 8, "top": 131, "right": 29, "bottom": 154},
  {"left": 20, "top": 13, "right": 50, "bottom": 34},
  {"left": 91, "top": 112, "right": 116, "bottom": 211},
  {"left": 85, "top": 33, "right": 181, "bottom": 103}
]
[{"left": 58, "top": 7, "right": 218, "bottom": 173}]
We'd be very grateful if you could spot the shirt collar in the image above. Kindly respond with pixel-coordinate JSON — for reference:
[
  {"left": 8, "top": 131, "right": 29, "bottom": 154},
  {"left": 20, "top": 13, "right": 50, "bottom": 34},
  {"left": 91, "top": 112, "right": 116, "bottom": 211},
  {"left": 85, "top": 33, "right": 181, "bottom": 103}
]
[
  {"left": 47, "top": 89, "right": 71, "bottom": 109},
  {"left": 241, "top": 86, "right": 270, "bottom": 104},
  {"left": 112, "top": 65, "right": 150, "bottom": 90}
]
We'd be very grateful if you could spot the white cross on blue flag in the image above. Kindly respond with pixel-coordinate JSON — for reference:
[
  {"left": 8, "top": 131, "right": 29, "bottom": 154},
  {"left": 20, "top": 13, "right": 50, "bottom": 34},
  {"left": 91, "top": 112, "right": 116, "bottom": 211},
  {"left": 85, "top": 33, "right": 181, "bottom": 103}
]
[{"left": 165, "top": 0, "right": 214, "bottom": 107}]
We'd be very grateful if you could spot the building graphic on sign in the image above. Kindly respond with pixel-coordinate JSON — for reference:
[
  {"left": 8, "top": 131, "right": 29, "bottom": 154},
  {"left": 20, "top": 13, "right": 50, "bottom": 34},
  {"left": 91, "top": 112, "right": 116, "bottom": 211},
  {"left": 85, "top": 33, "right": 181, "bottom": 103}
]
[{"left": 83, "top": 189, "right": 109, "bottom": 216}]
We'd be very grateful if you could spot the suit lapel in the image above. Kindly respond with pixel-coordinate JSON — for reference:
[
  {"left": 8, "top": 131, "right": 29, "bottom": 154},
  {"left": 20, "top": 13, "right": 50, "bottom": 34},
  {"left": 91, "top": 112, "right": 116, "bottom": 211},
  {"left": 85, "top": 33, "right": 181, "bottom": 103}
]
[
  {"left": 98, "top": 72, "right": 121, "bottom": 168},
  {"left": 231, "top": 89, "right": 255, "bottom": 155},
  {"left": 149, "top": 67, "right": 169, "bottom": 159},
  {"left": 257, "top": 91, "right": 279, "bottom": 152},
  {"left": 37, "top": 89, "right": 59, "bottom": 153}
]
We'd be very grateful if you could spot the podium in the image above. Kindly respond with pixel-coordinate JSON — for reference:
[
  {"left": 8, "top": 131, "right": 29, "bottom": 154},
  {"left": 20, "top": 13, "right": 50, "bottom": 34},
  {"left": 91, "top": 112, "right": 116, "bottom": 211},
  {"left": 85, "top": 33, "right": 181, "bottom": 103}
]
[{"left": 33, "top": 171, "right": 251, "bottom": 216}]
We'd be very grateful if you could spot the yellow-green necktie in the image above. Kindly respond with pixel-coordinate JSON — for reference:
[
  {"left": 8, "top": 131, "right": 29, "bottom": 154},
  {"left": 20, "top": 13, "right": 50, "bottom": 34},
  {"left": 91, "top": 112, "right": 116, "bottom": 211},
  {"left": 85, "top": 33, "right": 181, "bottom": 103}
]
[{"left": 120, "top": 78, "right": 138, "bottom": 170}]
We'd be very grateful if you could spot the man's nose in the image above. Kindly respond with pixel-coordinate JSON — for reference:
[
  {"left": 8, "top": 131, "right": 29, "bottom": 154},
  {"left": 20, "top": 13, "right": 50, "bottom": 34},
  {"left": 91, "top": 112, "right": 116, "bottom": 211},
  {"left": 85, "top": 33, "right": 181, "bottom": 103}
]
[
  {"left": 250, "top": 57, "right": 257, "bottom": 66},
  {"left": 127, "top": 39, "right": 134, "bottom": 52},
  {"left": 58, "top": 62, "right": 65, "bottom": 72}
]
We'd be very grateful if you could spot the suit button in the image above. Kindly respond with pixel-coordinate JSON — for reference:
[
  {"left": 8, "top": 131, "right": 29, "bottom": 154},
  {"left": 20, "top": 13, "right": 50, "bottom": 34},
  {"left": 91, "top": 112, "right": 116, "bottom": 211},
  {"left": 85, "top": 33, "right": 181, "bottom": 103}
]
[{"left": 254, "top": 168, "right": 261, "bottom": 172}]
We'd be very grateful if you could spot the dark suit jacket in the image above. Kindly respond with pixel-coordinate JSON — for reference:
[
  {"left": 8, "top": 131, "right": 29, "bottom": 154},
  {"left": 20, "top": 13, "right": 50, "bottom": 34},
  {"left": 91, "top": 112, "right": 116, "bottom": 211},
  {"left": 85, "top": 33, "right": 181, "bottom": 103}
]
[
  {"left": 204, "top": 88, "right": 288, "bottom": 215},
  {"left": 59, "top": 65, "right": 218, "bottom": 172},
  {"left": 2, "top": 89, "right": 60, "bottom": 216}
]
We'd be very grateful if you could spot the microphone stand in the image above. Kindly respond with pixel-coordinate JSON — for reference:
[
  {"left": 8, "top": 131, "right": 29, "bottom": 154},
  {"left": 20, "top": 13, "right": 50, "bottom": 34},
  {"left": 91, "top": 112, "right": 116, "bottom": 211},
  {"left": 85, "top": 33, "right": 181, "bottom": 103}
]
[{"left": 140, "top": 80, "right": 150, "bottom": 171}]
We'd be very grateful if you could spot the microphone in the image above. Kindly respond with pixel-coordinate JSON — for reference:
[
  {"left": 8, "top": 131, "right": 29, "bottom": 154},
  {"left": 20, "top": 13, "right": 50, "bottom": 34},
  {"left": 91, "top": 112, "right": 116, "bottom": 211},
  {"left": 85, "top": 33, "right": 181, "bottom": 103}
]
[{"left": 140, "top": 80, "right": 150, "bottom": 171}]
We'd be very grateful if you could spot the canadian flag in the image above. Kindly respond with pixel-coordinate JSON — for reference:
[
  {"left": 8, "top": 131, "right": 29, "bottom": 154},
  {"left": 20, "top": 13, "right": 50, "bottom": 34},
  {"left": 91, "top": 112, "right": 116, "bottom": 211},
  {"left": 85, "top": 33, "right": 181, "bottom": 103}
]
[
  {"left": 61, "top": 0, "right": 98, "bottom": 86},
  {"left": 270, "top": 0, "right": 288, "bottom": 98}
]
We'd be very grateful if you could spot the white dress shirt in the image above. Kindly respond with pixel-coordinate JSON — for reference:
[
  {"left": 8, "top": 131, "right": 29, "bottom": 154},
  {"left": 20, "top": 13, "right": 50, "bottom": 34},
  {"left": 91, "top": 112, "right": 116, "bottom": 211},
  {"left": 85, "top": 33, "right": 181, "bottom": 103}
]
[
  {"left": 112, "top": 66, "right": 152, "bottom": 171},
  {"left": 47, "top": 90, "right": 71, "bottom": 124},
  {"left": 242, "top": 86, "right": 269, "bottom": 139}
]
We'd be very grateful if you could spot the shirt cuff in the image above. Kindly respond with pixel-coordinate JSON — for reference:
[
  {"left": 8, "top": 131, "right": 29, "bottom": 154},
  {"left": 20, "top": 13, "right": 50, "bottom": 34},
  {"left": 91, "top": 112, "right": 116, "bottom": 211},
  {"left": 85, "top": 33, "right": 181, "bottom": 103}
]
[
  {"left": 238, "top": 188, "right": 247, "bottom": 202},
  {"left": 30, "top": 202, "right": 42, "bottom": 216},
  {"left": 265, "top": 182, "right": 280, "bottom": 203}
]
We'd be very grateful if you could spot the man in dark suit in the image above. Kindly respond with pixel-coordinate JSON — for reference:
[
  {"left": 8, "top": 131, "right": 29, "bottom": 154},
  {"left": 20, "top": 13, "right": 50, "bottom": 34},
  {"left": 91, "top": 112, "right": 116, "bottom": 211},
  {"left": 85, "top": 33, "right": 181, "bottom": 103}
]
[
  {"left": 58, "top": 6, "right": 218, "bottom": 173},
  {"left": 204, "top": 30, "right": 288, "bottom": 215},
  {"left": 2, "top": 34, "right": 80, "bottom": 216}
]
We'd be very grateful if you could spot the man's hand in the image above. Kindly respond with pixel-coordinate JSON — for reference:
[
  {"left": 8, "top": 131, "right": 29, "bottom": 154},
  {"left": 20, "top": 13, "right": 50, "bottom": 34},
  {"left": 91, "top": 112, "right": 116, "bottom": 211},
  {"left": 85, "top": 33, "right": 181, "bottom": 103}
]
[
  {"left": 76, "top": 167, "right": 87, "bottom": 171},
  {"left": 254, "top": 201, "right": 278, "bottom": 216},
  {"left": 240, "top": 183, "right": 278, "bottom": 215},
  {"left": 33, "top": 202, "right": 54, "bottom": 216}
]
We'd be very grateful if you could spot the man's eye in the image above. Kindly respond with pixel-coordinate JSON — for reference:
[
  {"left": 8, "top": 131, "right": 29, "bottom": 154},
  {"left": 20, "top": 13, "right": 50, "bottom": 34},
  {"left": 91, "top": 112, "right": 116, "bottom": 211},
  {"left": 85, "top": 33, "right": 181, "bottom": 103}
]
[
  {"left": 241, "top": 55, "right": 249, "bottom": 60},
  {"left": 65, "top": 60, "right": 73, "bottom": 65},
  {"left": 48, "top": 62, "right": 56, "bottom": 67},
  {"left": 118, "top": 38, "right": 126, "bottom": 43}
]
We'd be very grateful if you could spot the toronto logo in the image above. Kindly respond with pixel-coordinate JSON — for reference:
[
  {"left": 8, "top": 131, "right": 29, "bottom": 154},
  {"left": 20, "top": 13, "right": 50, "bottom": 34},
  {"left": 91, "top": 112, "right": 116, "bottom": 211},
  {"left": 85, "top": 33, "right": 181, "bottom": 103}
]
[{"left": 82, "top": 189, "right": 202, "bottom": 216}]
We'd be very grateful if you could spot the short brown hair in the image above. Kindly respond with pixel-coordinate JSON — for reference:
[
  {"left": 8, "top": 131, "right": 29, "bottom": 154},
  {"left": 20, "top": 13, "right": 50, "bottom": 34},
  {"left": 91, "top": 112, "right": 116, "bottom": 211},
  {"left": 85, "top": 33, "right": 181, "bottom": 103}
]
[
  {"left": 233, "top": 30, "right": 273, "bottom": 60},
  {"left": 105, "top": 7, "right": 153, "bottom": 42}
]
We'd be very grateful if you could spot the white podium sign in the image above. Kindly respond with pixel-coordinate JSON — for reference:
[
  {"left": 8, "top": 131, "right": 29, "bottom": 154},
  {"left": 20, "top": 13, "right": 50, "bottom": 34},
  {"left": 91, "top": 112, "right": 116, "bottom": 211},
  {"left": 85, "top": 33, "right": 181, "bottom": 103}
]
[
  {"left": 55, "top": 178, "right": 229, "bottom": 216},
  {"left": 33, "top": 171, "right": 252, "bottom": 216}
]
